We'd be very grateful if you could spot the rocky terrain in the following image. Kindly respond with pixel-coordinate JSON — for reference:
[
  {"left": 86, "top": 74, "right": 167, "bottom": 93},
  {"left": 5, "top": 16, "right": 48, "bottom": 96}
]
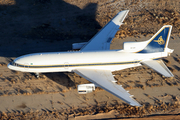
[{"left": 0, "top": 0, "right": 180, "bottom": 119}]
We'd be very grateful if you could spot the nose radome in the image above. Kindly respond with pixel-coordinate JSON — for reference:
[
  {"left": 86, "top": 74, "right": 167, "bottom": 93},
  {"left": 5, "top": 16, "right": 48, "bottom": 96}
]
[{"left": 7, "top": 63, "right": 13, "bottom": 70}]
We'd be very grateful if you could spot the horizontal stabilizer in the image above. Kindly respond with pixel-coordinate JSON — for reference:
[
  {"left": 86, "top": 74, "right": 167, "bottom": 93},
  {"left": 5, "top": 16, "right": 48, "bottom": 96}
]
[{"left": 141, "top": 60, "right": 173, "bottom": 77}]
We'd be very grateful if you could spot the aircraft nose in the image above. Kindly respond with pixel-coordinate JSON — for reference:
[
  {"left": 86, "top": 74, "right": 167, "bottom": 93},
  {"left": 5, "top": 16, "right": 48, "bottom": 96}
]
[
  {"left": 7, "top": 62, "right": 15, "bottom": 70},
  {"left": 7, "top": 63, "right": 12, "bottom": 69}
]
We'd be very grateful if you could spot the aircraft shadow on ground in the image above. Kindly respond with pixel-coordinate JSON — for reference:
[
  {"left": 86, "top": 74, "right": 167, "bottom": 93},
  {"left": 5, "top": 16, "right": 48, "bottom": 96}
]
[
  {"left": 0, "top": 0, "right": 101, "bottom": 57},
  {"left": 1, "top": 0, "right": 101, "bottom": 86},
  {"left": 43, "top": 72, "right": 76, "bottom": 90}
]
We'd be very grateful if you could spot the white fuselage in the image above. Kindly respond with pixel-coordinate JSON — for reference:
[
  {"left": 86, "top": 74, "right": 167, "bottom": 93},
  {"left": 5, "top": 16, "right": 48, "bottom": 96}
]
[{"left": 8, "top": 50, "right": 167, "bottom": 73}]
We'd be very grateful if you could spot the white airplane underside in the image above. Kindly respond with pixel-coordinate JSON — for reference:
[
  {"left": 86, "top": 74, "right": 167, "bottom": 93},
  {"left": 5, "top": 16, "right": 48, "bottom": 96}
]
[{"left": 8, "top": 10, "right": 174, "bottom": 106}]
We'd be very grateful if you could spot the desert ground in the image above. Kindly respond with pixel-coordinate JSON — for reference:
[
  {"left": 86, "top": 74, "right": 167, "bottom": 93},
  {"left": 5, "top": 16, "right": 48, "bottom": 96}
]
[{"left": 0, "top": 0, "right": 180, "bottom": 119}]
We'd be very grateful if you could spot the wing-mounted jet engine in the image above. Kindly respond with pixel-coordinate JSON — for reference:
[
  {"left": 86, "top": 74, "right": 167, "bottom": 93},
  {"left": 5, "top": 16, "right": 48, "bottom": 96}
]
[{"left": 77, "top": 83, "right": 95, "bottom": 94}]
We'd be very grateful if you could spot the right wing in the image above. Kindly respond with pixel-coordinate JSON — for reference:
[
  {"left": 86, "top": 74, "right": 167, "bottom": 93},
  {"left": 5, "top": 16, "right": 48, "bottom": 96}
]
[
  {"left": 141, "top": 60, "right": 174, "bottom": 77},
  {"left": 80, "top": 10, "right": 129, "bottom": 51},
  {"left": 73, "top": 68, "right": 141, "bottom": 106}
]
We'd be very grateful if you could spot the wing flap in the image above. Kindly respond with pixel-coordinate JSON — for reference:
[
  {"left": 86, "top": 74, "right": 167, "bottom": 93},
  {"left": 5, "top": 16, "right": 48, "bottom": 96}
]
[
  {"left": 80, "top": 10, "right": 129, "bottom": 51},
  {"left": 73, "top": 69, "right": 141, "bottom": 106},
  {"left": 141, "top": 60, "right": 173, "bottom": 77}
]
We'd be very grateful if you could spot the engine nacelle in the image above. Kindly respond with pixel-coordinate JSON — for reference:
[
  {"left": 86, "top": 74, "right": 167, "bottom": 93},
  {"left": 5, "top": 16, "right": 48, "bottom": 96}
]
[
  {"left": 77, "top": 83, "right": 95, "bottom": 94},
  {"left": 123, "top": 41, "right": 148, "bottom": 52}
]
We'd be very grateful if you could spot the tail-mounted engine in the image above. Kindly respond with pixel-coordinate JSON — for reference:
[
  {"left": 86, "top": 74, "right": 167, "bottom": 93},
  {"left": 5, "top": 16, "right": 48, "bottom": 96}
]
[{"left": 77, "top": 83, "right": 95, "bottom": 94}]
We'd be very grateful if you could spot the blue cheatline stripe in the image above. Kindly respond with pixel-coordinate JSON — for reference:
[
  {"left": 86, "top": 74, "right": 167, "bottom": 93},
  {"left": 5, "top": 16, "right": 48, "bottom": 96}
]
[{"left": 11, "top": 61, "right": 140, "bottom": 69}]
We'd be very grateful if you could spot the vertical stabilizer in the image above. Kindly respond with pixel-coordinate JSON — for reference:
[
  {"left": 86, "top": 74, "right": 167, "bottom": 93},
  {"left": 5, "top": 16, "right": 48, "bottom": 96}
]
[{"left": 139, "top": 25, "right": 172, "bottom": 53}]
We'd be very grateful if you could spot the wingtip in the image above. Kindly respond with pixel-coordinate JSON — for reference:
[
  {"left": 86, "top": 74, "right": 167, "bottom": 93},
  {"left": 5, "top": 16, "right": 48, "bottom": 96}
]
[
  {"left": 113, "top": 10, "right": 129, "bottom": 24},
  {"left": 124, "top": 10, "right": 129, "bottom": 13},
  {"left": 129, "top": 97, "right": 142, "bottom": 106},
  {"left": 119, "top": 10, "right": 129, "bottom": 14},
  {"left": 130, "top": 103, "right": 142, "bottom": 107}
]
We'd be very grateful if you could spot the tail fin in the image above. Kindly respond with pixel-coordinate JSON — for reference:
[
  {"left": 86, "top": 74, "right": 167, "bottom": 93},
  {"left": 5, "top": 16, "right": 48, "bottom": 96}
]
[{"left": 139, "top": 25, "right": 172, "bottom": 53}]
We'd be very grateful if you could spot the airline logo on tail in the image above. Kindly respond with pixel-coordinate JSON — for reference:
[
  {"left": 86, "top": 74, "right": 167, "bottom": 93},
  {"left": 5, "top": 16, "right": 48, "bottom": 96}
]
[{"left": 154, "top": 36, "right": 165, "bottom": 45}]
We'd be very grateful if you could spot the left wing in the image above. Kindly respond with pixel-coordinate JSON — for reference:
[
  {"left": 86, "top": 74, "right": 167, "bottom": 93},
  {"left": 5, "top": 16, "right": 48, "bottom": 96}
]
[
  {"left": 80, "top": 10, "right": 129, "bottom": 51},
  {"left": 73, "top": 68, "right": 141, "bottom": 106}
]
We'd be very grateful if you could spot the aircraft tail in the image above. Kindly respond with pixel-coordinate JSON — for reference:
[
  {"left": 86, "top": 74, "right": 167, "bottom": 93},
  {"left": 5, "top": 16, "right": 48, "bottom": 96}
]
[{"left": 139, "top": 25, "right": 172, "bottom": 53}]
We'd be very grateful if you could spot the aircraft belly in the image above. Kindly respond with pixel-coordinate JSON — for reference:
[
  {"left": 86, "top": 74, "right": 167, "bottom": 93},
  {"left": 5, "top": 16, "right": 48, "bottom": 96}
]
[{"left": 7, "top": 64, "right": 72, "bottom": 73}]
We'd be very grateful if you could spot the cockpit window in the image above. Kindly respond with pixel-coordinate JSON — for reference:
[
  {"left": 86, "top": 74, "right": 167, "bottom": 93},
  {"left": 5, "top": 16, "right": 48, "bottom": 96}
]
[
  {"left": 13, "top": 62, "right": 15, "bottom": 65},
  {"left": 10, "top": 61, "right": 18, "bottom": 66},
  {"left": 10, "top": 62, "right": 14, "bottom": 65}
]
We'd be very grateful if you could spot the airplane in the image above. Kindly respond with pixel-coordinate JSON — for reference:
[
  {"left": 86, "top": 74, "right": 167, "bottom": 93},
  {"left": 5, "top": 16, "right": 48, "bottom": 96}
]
[{"left": 8, "top": 10, "right": 174, "bottom": 106}]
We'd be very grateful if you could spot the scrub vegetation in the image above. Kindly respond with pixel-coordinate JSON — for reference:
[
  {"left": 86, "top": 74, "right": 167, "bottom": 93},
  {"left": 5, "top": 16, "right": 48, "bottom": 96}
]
[{"left": 0, "top": 0, "right": 180, "bottom": 119}]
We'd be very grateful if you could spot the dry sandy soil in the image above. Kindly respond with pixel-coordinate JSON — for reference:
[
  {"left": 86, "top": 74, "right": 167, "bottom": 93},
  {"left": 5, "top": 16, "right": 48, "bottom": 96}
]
[{"left": 0, "top": 0, "right": 180, "bottom": 119}]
